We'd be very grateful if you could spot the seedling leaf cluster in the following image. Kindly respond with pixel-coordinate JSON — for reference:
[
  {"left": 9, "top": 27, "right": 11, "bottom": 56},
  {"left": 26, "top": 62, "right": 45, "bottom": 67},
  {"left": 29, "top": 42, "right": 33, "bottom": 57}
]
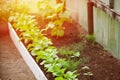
[
  {"left": 9, "top": 13, "right": 79, "bottom": 80},
  {"left": 37, "top": 0, "right": 72, "bottom": 37},
  {"left": 8, "top": 0, "right": 93, "bottom": 80}
]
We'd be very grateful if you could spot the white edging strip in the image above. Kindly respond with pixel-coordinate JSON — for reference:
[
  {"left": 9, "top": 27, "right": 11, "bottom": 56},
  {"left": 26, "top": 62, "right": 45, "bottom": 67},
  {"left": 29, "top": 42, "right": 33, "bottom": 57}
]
[{"left": 8, "top": 23, "right": 48, "bottom": 80}]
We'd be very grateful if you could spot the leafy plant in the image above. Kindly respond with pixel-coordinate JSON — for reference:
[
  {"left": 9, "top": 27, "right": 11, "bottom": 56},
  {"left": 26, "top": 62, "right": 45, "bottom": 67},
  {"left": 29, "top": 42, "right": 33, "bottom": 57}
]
[
  {"left": 83, "top": 72, "right": 93, "bottom": 76},
  {"left": 57, "top": 42, "right": 86, "bottom": 72},
  {"left": 58, "top": 47, "right": 80, "bottom": 58},
  {"left": 58, "top": 47, "right": 85, "bottom": 72},
  {"left": 65, "top": 59, "right": 81, "bottom": 71},
  {"left": 0, "top": 0, "right": 31, "bottom": 22},
  {"left": 9, "top": 13, "right": 79, "bottom": 80},
  {"left": 81, "top": 66, "right": 93, "bottom": 77},
  {"left": 64, "top": 71, "right": 78, "bottom": 80},
  {"left": 58, "top": 41, "right": 86, "bottom": 59},
  {"left": 86, "top": 34, "right": 96, "bottom": 42},
  {"left": 9, "top": 2, "right": 93, "bottom": 78},
  {"left": 37, "top": 0, "right": 72, "bottom": 37},
  {"left": 9, "top": 0, "right": 31, "bottom": 14},
  {"left": 57, "top": 41, "right": 93, "bottom": 76}
]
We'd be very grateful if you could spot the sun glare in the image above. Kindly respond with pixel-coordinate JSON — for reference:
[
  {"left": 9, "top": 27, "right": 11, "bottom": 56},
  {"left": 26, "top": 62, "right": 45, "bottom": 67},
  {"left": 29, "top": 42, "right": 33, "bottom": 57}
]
[{"left": 16, "top": 0, "right": 39, "bottom": 13}]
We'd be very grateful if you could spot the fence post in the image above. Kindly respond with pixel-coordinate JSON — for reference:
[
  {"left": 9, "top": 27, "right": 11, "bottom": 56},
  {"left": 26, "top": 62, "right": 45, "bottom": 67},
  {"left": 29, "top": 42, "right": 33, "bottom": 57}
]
[
  {"left": 109, "top": 0, "right": 114, "bottom": 9},
  {"left": 87, "top": 1, "right": 94, "bottom": 35}
]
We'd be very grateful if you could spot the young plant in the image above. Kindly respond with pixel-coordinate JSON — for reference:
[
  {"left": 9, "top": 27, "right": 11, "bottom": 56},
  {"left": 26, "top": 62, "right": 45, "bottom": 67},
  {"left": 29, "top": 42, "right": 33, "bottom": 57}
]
[
  {"left": 9, "top": 12, "right": 93, "bottom": 80},
  {"left": 37, "top": 0, "right": 72, "bottom": 37},
  {"left": 58, "top": 47, "right": 80, "bottom": 58},
  {"left": 81, "top": 66, "right": 93, "bottom": 77},
  {"left": 9, "top": 13, "right": 79, "bottom": 80},
  {"left": 86, "top": 34, "right": 96, "bottom": 42}
]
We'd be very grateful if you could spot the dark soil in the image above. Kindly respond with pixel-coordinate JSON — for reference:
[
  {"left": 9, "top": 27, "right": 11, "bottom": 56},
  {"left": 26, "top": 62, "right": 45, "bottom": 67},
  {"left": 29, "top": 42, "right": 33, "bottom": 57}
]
[
  {"left": 2, "top": 16, "right": 120, "bottom": 80},
  {"left": 40, "top": 20, "right": 120, "bottom": 80}
]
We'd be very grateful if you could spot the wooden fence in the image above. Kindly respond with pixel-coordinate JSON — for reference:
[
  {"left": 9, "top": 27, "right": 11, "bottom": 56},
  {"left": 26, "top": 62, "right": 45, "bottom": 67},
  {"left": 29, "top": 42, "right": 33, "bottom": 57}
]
[
  {"left": 66, "top": 0, "right": 88, "bottom": 30},
  {"left": 66, "top": 0, "right": 120, "bottom": 59},
  {"left": 94, "top": 7, "right": 120, "bottom": 58}
]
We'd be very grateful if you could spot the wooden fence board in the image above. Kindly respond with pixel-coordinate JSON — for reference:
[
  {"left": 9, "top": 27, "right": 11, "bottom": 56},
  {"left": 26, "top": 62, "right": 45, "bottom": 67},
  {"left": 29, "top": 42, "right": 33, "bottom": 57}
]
[
  {"left": 94, "top": 6, "right": 120, "bottom": 58},
  {"left": 66, "top": 0, "right": 120, "bottom": 59}
]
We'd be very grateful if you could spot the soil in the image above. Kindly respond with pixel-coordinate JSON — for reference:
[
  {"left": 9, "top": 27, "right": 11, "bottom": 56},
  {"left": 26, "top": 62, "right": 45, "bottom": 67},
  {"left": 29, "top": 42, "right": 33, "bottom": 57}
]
[
  {"left": 1, "top": 18, "right": 120, "bottom": 80},
  {"left": 39, "top": 20, "right": 120, "bottom": 80},
  {"left": 0, "top": 22, "right": 36, "bottom": 80}
]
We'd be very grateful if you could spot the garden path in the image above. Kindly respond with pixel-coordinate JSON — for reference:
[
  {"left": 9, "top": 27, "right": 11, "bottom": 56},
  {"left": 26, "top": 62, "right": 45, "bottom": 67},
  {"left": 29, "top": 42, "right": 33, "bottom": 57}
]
[{"left": 0, "top": 22, "right": 36, "bottom": 80}]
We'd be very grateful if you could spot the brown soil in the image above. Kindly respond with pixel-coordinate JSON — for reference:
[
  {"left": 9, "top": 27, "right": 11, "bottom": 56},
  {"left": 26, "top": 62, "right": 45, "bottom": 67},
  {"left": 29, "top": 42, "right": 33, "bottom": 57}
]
[
  {"left": 42, "top": 21, "right": 120, "bottom": 80},
  {"left": 0, "top": 22, "right": 36, "bottom": 80},
  {"left": 1, "top": 18, "right": 120, "bottom": 80}
]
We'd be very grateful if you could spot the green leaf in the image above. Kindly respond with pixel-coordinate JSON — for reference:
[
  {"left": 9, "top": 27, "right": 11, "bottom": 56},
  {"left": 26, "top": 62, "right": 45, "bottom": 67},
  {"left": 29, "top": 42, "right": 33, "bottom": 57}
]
[
  {"left": 31, "top": 49, "right": 38, "bottom": 56},
  {"left": 40, "top": 60, "right": 46, "bottom": 65},
  {"left": 57, "top": 29, "right": 64, "bottom": 37},
  {"left": 54, "top": 3, "right": 64, "bottom": 13},
  {"left": 47, "top": 22, "right": 55, "bottom": 28},
  {"left": 73, "top": 52, "right": 80, "bottom": 57},
  {"left": 81, "top": 66, "right": 90, "bottom": 70},
  {"left": 55, "top": 77, "right": 64, "bottom": 80},
  {"left": 27, "top": 44, "right": 34, "bottom": 50},
  {"left": 83, "top": 72, "right": 93, "bottom": 76},
  {"left": 64, "top": 71, "right": 78, "bottom": 80},
  {"left": 46, "top": 14, "right": 57, "bottom": 19},
  {"left": 36, "top": 56, "right": 41, "bottom": 63},
  {"left": 51, "top": 28, "right": 64, "bottom": 37},
  {"left": 44, "top": 64, "right": 52, "bottom": 70}
]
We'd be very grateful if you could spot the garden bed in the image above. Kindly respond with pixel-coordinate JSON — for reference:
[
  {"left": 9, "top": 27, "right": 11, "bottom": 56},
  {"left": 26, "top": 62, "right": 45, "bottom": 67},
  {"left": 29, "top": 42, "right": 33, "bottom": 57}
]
[
  {"left": 8, "top": 23, "right": 47, "bottom": 80},
  {"left": 9, "top": 20, "right": 120, "bottom": 80},
  {"left": 2, "top": 0, "right": 120, "bottom": 79},
  {"left": 42, "top": 20, "right": 120, "bottom": 80}
]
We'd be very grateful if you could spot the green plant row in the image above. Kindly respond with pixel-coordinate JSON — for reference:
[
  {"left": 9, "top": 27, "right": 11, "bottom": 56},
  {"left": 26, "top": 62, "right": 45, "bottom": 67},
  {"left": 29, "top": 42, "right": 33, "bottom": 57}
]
[
  {"left": 0, "top": 0, "right": 71, "bottom": 37},
  {"left": 0, "top": 0, "right": 30, "bottom": 22},
  {"left": 37, "top": 0, "right": 72, "bottom": 37},
  {"left": 9, "top": 13, "right": 79, "bottom": 80},
  {"left": 8, "top": 0, "right": 93, "bottom": 79}
]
